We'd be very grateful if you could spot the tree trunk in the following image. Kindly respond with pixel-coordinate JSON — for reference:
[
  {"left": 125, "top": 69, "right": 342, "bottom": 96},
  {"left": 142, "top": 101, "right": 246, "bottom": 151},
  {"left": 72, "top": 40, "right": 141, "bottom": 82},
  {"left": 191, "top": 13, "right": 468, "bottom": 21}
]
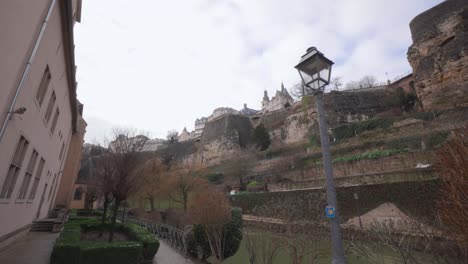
[
  {"left": 108, "top": 199, "right": 121, "bottom": 242},
  {"left": 149, "top": 197, "right": 155, "bottom": 211},
  {"left": 99, "top": 194, "right": 110, "bottom": 237},
  {"left": 183, "top": 193, "right": 188, "bottom": 213}
]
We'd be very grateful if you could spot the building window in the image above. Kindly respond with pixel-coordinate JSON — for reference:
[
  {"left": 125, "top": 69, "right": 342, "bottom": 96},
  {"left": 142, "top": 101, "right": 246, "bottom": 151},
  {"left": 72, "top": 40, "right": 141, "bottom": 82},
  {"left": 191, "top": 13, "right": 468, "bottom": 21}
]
[
  {"left": 73, "top": 187, "right": 83, "bottom": 200},
  {"left": 0, "top": 136, "right": 29, "bottom": 199},
  {"left": 50, "top": 108, "right": 60, "bottom": 134},
  {"left": 35, "top": 66, "right": 51, "bottom": 106},
  {"left": 17, "top": 150, "right": 39, "bottom": 200},
  {"left": 48, "top": 173, "right": 58, "bottom": 199},
  {"left": 47, "top": 171, "right": 55, "bottom": 201},
  {"left": 59, "top": 142, "right": 65, "bottom": 160},
  {"left": 28, "top": 158, "right": 45, "bottom": 200},
  {"left": 44, "top": 91, "right": 56, "bottom": 123}
]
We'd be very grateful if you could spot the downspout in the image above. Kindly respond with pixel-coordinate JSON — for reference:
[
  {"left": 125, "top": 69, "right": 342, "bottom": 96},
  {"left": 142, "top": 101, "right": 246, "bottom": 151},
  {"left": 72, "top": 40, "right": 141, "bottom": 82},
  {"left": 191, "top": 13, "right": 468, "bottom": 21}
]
[
  {"left": 0, "top": 0, "right": 57, "bottom": 143},
  {"left": 48, "top": 128, "right": 73, "bottom": 211}
]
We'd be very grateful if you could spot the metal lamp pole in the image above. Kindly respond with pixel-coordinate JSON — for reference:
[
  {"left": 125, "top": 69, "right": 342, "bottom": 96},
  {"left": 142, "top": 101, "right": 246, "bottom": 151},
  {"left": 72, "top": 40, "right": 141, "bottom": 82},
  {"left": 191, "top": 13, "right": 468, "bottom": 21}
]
[
  {"left": 315, "top": 92, "right": 346, "bottom": 264},
  {"left": 295, "top": 47, "right": 346, "bottom": 264}
]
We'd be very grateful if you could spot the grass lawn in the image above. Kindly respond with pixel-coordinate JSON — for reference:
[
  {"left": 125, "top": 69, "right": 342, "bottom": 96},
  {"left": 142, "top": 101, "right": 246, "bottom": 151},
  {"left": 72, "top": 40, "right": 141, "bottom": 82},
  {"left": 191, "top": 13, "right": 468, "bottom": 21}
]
[
  {"left": 222, "top": 228, "right": 434, "bottom": 264},
  {"left": 128, "top": 196, "right": 183, "bottom": 210}
]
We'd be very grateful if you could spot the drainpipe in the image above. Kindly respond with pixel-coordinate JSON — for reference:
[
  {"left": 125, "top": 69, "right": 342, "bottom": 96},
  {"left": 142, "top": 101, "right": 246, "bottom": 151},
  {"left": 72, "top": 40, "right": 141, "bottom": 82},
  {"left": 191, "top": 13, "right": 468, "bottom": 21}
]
[{"left": 0, "top": 0, "right": 57, "bottom": 143}]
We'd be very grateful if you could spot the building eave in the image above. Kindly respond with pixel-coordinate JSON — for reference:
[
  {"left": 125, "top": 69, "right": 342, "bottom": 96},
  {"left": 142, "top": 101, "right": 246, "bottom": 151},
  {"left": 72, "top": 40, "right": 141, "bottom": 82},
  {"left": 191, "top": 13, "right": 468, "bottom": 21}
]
[{"left": 60, "top": 0, "right": 79, "bottom": 134}]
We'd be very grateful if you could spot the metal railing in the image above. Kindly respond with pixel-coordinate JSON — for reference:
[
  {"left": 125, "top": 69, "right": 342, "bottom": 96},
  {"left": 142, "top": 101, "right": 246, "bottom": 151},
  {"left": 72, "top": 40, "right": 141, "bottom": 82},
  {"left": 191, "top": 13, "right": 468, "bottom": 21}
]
[{"left": 120, "top": 214, "right": 190, "bottom": 255}]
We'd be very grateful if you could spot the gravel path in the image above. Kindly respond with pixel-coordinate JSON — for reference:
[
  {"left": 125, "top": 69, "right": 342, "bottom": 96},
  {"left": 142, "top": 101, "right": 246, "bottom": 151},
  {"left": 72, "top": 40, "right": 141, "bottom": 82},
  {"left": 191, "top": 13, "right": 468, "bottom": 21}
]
[{"left": 153, "top": 240, "right": 194, "bottom": 264}]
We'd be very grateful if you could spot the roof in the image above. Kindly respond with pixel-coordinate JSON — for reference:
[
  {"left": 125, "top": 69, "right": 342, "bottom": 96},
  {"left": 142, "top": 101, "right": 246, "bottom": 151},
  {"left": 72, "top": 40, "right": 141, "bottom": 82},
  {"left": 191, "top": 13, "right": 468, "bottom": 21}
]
[{"left": 76, "top": 157, "right": 95, "bottom": 184}]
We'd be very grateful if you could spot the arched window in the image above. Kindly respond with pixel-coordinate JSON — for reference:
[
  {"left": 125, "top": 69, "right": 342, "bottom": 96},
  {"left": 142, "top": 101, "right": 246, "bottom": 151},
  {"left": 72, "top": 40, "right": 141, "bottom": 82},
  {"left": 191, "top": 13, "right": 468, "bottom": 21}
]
[{"left": 73, "top": 187, "right": 83, "bottom": 200}]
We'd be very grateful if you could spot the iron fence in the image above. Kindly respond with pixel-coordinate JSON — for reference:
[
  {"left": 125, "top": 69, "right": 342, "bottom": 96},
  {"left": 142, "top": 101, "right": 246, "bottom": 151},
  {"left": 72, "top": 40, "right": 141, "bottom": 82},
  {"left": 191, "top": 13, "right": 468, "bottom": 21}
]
[{"left": 119, "top": 214, "right": 190, "bottom": 256}]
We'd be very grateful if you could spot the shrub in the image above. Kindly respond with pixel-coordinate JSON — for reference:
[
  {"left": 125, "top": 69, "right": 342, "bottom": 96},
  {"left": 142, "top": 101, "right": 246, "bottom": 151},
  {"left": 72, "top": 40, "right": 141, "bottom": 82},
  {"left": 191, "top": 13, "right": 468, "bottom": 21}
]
[
  {"left": 252, "top": 124, "right": 271, "bottom": 151},
  {"left": 76, "top": 209, "right": 102, "bottom": 217},
  {"left": 427, "top": 131, "right": 449, "bottom": 148},
  {"left": 333, "top": 118, "right": 393, "bottom": 140},
  {"left": 205, "top": 173, "right": 223, "bottom": 184},
  {"left": 332, "top": 148, "right": 410, "bottom": 163},
  {"left": 308, "top": 133, "right": 321, "bottom": 148},
  {"left": 191, "top": 208, "right": 243, "bottom": 261}
]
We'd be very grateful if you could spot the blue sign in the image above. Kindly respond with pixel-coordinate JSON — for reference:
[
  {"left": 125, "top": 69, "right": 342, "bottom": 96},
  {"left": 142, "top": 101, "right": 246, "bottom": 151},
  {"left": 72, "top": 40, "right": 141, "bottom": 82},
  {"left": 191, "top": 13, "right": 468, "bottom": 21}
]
[{"left": 325, "top": 206, "right": 335, "bottom": 219}]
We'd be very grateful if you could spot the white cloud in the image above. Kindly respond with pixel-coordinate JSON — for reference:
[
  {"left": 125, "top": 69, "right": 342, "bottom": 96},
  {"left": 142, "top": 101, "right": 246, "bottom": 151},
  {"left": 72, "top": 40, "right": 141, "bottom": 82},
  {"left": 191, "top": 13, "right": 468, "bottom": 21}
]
[{"left": 75, "top": 0, "right": 443, "bottom": 142}]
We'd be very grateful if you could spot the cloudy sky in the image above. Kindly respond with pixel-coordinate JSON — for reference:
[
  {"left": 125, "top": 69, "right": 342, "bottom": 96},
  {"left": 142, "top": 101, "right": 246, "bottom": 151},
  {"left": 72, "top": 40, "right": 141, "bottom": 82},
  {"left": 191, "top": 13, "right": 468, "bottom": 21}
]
[{"left": 75, "top": 0, "right": 442, "bottom": 143}]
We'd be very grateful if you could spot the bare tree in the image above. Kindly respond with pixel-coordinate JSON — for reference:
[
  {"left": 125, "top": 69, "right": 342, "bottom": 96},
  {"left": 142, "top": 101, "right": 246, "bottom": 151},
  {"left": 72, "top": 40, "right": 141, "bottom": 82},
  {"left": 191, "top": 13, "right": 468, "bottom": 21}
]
[
  {"left": 93, "top": 153, "right": 115, "bottom": 233},
  {"left": 266, "top": 155, "right": 295, "bottom": 183},
  {"left": 436, "top": 126, "right": 468, "bottom": 254},
  {"left": 222, "top": 151, "right": 255, "bottom": 190},
  {"left": 244, "top": 205, "right": 282, "bottom": 264},
  {"left": 167, "top": 130, "right": 179, "bottom": 143},
  {"left": 331, "top": 77, "right": 343, "bottom": 91},
  {"left": 107, "top": 128, "right": 147, "bottom": 242},
  {"left": 167, "top": 163, "right": 207, "bottom": 212},
  {"left": 255, "top": 193, "right": 327, "bottom": 264},
  {"left": 359, "top": 75, "right": 378, "bottom": 88},
  {"left": 189, "top": 188, "right": 232, "bottom": 264},
  {"left": 345, "top": 80, "right": 361, "bottom": 90},
  {"left": 289, "top": 83, "right": 304, "bottom": 100},
  {"left": 136, "top": 158, "right": 166, "bottom": 211},
  {"left": 348, "top": 217, "right": 463, "bottom": 264}
]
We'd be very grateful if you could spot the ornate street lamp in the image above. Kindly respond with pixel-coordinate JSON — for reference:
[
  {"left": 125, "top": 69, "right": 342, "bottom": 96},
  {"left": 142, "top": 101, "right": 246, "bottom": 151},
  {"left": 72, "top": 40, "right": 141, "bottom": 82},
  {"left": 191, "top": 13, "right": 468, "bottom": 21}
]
[
  {"left": 295, "top": 47, "right": 346, "bottom": 264},
  {"left": 296, "top": 47, "right": 333, "bottom": 94}
]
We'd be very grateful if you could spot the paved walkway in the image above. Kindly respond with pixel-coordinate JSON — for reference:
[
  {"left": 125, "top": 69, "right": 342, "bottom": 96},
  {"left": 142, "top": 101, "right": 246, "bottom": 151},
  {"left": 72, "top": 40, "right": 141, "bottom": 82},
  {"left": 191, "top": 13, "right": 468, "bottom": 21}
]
[
  {"left": 153, "top": 240, "right": 193, "bottom": 264},
  {"left": 0, "top": 232, "right": 58, "bottom": 264}
]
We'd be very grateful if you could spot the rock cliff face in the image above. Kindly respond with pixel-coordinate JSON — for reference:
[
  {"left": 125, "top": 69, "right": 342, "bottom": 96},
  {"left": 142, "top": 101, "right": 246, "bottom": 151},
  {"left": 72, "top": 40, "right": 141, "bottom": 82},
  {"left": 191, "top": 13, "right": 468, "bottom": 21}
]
[{"left": 407, "top": 0, "right": 468, "bottom": 110}]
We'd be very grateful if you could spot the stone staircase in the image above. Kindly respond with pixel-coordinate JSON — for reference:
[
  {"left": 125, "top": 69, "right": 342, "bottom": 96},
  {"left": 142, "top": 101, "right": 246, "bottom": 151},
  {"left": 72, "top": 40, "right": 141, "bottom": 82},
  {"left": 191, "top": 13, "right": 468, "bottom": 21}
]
[
  {"left": 30, "top": 219, "right": 55, "bottom": 232},
  {"left": 30, "top": 208, "right": 66, "bottom": 232}
]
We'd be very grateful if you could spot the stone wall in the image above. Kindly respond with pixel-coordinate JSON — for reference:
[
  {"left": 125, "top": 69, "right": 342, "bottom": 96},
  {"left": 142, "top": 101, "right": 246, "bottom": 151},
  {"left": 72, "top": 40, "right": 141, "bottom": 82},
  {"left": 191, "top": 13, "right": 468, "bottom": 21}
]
[
  {"left": 322, "top": 89, "right": 401, "bottom": 126},
  {"left": 407, "top": 0, "right": 468, "bottom": 110},
  {"left": 267, "top": 168, "right": 435, "bottom": 191},
  {"left": 232, "top": 180, "right": 441, "bottom": 223},
  {"left": 201, "top": 114, "right": 253, "bottom": 147},
  {"left": 295, "top": 151, "right": 435, "bottom": 181}
]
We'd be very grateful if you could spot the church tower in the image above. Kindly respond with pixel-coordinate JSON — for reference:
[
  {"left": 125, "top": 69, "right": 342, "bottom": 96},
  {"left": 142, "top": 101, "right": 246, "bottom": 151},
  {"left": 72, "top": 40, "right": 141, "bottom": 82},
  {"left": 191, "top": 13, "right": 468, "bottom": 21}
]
[{"left": 262, "top": 90, "right": 270, "bottom": 110}]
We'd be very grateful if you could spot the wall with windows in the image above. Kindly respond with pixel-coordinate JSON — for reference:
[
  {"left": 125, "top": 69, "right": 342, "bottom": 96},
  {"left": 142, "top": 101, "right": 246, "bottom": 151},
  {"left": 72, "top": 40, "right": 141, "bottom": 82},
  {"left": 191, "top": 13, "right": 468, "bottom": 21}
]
[{"left": 0, "top": 0, "right": 83, "bottom": 241}]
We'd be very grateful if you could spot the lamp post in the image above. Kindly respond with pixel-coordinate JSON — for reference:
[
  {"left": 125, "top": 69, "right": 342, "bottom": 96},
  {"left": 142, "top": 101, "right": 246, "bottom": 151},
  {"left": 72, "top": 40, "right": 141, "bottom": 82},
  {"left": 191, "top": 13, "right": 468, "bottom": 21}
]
[{"left": 295, "top": 47, "right": 346, "bottom": 264}]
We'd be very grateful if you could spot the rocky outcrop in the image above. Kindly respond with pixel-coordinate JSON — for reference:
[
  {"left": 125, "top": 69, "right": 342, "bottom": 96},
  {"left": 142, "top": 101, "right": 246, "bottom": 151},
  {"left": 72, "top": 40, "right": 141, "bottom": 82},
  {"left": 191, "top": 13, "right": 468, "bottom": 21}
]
[{"left": 407, "top": 0, "right": 468, "bottom": 110}]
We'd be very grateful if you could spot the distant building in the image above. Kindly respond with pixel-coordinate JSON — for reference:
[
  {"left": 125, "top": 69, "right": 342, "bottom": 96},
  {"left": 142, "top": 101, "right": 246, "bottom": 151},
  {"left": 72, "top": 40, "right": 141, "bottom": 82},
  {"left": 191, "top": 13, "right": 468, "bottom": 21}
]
[
  {"left": 70, "top": 157, "right": 97, "bottom": 210},
  {"left": 239, "top": 103, "right": 259, "bottom": 116},
  {"left": 178, "top": 127, "right": 192, "bottom": 142},
  {"left": 208, "top": 107, "right": 239, "bottom": 121},
  {"left": 141, "top": 138, "right": 165, "bottom": 151},
  {"left": 193, "top": 117, "right": 208, "bottom": 138},
  {"left": 261, "top": 83, "right": 294, "bottom": 113}
]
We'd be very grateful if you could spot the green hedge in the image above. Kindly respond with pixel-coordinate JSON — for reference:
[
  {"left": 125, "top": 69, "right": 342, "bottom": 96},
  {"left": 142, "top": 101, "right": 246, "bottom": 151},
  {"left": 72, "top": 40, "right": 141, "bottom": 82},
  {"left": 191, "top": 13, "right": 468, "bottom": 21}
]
[
  {"left": 51, "top": 218, "right": 159, "bottom": 264},
  {"left": 123, "top": 223, "right": 160, "bottom": 262},
  {"left": 76, "top": 209, "right": 103, "bottom": 217}
]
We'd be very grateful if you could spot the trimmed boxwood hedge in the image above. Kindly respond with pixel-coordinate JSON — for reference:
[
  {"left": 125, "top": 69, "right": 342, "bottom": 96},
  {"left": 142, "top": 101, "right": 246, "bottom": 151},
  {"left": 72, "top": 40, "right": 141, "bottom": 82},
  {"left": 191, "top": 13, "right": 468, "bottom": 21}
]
[
  {"left": 123, "top": 223, "right": 160, "bottom": 262},
  {"left": 51, "top": 217, "right": 159, "bottom": 264}
]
